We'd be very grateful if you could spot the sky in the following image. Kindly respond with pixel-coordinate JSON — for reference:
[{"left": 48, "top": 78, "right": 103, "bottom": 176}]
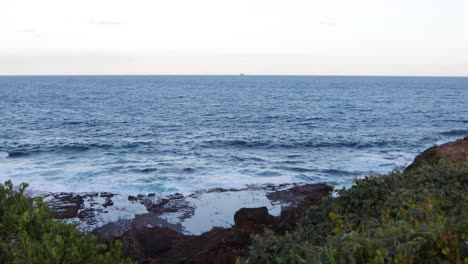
[{"left": 1, "top": 0, "right": 468, "bottom": 76}]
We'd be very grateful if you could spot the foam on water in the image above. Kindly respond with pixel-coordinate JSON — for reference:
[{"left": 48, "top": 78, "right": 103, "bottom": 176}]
[{"left": 0, "top": 76, "right": 467, "bottom": 195}]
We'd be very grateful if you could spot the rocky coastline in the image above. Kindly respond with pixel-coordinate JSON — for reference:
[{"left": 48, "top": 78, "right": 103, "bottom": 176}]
[
  {"left": 28, "top": 182, "right": 332, "bottom": 263},
  {"left": 25, "top": 136, "right": 468, "bottom": 263}
]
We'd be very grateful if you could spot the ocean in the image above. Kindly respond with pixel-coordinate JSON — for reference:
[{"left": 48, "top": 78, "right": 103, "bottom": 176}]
[{"left": 0, "top": 75, "right": 467, "bottom": 194}]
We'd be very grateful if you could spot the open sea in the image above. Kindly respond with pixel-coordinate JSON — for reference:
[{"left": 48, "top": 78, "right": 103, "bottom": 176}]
[{"left": 0, "top": 75, "right": 467, "bottom": 194}]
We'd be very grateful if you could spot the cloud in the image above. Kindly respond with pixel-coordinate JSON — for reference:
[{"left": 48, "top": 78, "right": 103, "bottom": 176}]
[
  {"left": 89, "top": 20, "right": 124, "bottom": 26},
  {"left": 16, "top": 29, "right": 47, "bottom": 38},
  {"left": 17, "top": 29, "right": 39, "bottom": 33},
  {"left": 319, "top": 21, "right": 337, "bottom": 27}
]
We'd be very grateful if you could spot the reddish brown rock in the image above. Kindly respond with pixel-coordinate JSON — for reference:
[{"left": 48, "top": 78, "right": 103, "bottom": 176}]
[
  {"left": 406, "top": 136, "right": 468, "bottom": 171},
  {"left": 144, "top": 212, "right": 271, "bottom": 264},
  {"left": 120, "top": 226, "right": 186, "bottom": 262},
  {"left": 435, "top": 136, "right": 468, "bottom": 162},
  {"left": 46, "top": 183, "right": 332, "bottom": 264},
  {"left": 234, "top": 207, "right": 274, "bottom": 226},
  {"left": 142, "top": 183, "right": 332, "bottom": 264}
]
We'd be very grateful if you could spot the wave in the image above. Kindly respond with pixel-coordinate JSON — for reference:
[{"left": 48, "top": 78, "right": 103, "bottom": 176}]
[
  {"left": 6, "top": 151, "right": 30, "bottom": 158},
  {"left": 318, "top": 169, "right": 356, "bottom": 176},
  {"left": 274, "top": 165, "right": 355, "bottom": 176},
  {"left": 230, "top": 156, "right": 266, "bottom": 162},
  {"left": 183, "top": 167, "right": 196, "bottom": 173},
  {"left": 139, "top": 168, "right": 159, "bottom": 173},
  {"left": 256, "top": 171, "right": 282, "bottom": 177},
  {"left": 273, "top": 166, "right": 316, "bottom": 173},
  {"left": 0, "top": 151, "right": 9, "bottom": 159},
  {"left": 62, "top": 121, "right": 82, "bottom": 125},
  {"left": 439, "top": 129, "right": 468, "bottom": 136},
  {"left": 3, "top": 143, "right": 113, "bottom": 158},
  {"left": 442, "top": 119, "right": 468, "bottom": 124},
  {"left": 294, "top": 174, "right": 321, "bottom": 181},
  {"left": 201, "top": 139, "right": 399, "bottom": 150},
  {"left": 202, "top": 139, "right": 271, "bottom": 148}
]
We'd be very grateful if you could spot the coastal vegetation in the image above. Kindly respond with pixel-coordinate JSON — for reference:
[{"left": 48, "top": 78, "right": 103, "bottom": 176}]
[
  {"left": 0, "top": 180, "right": 134, "bottom": 264},
  {"left": 247, "top": 161, "right": 468, "bottom": 263}
]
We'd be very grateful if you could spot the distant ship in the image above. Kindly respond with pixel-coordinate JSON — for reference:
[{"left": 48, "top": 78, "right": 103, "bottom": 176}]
[{"left": 240, "top": 73, "right": 245, "bottom": 76}]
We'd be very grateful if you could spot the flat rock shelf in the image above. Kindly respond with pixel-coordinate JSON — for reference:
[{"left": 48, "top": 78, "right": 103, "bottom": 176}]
[
  {"left": 26, "top": 183, "right": 332, "bottom": 237},
  {"left": 24, "top": 183, "right": 332, "bottom": 263}
]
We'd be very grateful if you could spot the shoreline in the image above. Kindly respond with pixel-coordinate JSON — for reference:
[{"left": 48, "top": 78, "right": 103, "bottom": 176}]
[
  {"left": 26, "top": 182, "right": 332, "bottom": 237},
  {"left": 5, "top": 136, "right": 467, "bottom": 263},
  {"left": 26, "top": 137, "right": 468, "bottom": 238}
]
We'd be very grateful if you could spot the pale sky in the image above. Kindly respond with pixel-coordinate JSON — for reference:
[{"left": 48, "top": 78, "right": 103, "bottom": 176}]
[{"left": 1, "top": 0, "right": 467, "bottom": 76}]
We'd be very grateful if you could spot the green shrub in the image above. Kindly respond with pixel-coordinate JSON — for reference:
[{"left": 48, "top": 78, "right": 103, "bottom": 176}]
[
  {"left": 247, "top": 161, "right": 468, "bottom": 264},
  {"left": 0, "top": 180, "right": 135, "bottom": 264}
]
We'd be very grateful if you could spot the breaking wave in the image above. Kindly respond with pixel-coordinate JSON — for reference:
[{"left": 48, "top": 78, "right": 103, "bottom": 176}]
[{"left": 439, "top": 129, "right": 468, "bottom": 137}]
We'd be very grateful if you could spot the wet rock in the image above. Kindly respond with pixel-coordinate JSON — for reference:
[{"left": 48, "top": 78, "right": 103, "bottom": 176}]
[
  {"left": 132, "top": 212, "right": 183, "bottom": 233},
  {"left": 78, "top": 208, "right": 97, "bottom": 225},
  {"left": 149, "top": 195, "right": 191, "bottom": 214},
  {"left": 406, "top": 136, "right": 468, "bottom": 171},
  {"left": 103, "top": 197, "right": 114, "bottom": 207},
  {"left": 42, "top": 183, "right": 332, "bottom": 264},
  {"left": 140, "top": 184, "right": 331, "bottom": 264},
  {"left": 47, "top": 193, "right": 84, "bottom": 219},
  {"left": 234, "top": 207, "right": 273, "bottom": 226},
  {"left": 169, "top": 193, "right": 184, "bottom": 199},
  {"left": 99, "top": 192, "right": 114, "bottom": 198}
]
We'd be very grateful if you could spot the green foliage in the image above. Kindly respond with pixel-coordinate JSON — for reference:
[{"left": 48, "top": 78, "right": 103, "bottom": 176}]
[
  {"left": 247, "top": 161, "right": 468, "bottom": 264},
  {"left": 0, "top": 180, "right": 135, "bottom": 264}
]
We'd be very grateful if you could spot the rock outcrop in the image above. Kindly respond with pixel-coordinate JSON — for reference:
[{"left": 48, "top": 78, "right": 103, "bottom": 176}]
[
  {"left": 116, "top": 184, "right": 332, "bottom": 264},
  {"left": 37, "top": 182, "right": 332, "bottom": 263},
  {"left": 406, "top": 136, "right": 468, "bottom": 171},
  {"left": 37, "top": 136, "right": 468, "bottom": 263},
  {"left": 46, "top": 193, "right": 84, "bottom": 219}
]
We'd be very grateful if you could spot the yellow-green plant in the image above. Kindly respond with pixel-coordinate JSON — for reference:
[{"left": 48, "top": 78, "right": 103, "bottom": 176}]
[{"left": 248, "top": 161, "right": 468, "bottom": 264}]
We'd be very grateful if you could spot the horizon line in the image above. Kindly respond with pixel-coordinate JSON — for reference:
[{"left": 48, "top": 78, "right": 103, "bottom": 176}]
[{"left": 0, "top": 74, "right": 467, "bottom": 78}]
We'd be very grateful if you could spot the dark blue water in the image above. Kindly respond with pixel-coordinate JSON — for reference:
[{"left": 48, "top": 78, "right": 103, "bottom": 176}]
[{"left": 0, "top": 76, "right": 467, "bottom": 194}]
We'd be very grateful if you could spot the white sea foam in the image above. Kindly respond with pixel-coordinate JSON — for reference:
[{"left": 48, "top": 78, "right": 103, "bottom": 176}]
[
  {"left": 1, "top": 76, "right": 466, "bottom": 197},
  {"left": 63, "top": 194, "right": 151, "bottom": 231},
  {"left": 0, "top": 152, "right": 8, "bottom": 159},
  {"left": 0, "top": 147, "right": 434, "bottom": 196}
]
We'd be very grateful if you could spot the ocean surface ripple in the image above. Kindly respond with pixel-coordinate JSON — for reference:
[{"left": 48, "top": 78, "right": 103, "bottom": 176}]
[{"left": 0, "top": 75, "right": 467, "bottom": 194}]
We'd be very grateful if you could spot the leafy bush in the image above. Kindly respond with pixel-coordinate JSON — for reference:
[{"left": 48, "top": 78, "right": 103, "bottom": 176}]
[
  {"left": 0, "top": 180, "right": 135, "bottom": 264},
  {"left": 247, "top": 161, "right": 468, "bottom": 264}
]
